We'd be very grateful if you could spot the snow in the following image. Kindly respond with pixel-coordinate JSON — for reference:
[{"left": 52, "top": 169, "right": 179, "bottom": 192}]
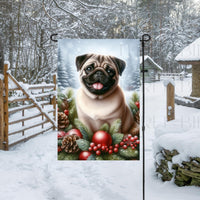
[
  {"left": 1, "top": 77, "right": 200, "bottom": 200},
  {"left": 163, "top": 79, "right": 175, "bottom": 87},
  {"left": 140, "top": 55, "right": 163, "bottom": 71},
  {"left": 4, "top": 60, "right": 10, "bottom": 68},
  {"left": 0, "top": 74, "right": 3, "bottom": 80},
  {"left": 175, "top": 37, "right": 200, "bottom": 62}
]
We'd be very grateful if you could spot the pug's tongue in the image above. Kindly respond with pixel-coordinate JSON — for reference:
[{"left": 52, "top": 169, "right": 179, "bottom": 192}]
[{"left": 92, "top": 82, "right": 103, "bottom": 90}]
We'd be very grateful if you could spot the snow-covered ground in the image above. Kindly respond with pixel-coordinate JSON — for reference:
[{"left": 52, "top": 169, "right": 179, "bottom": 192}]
[{"left": 0, "top": 77, "right": 200, "bottom": 200}]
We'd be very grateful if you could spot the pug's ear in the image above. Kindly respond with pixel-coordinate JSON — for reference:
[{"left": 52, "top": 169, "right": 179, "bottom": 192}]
[
  {"left": 76, "top": 54, "right": 93, "bottom": 71},
  {"left": 110, "top": 56, "right": 126, "bottom": 76}
]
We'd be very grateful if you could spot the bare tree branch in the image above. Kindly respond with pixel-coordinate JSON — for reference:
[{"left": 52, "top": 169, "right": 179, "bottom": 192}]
[{"left": 42, "top": 0, "right": 58, "bottom": 22}]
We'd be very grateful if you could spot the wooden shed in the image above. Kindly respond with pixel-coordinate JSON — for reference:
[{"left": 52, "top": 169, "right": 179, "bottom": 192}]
[
  {"left": 140, "top": 55, "right": 163, "bottom": 82},
  {"left": 175, "top": 38, "right": 200, "bottom": 97}
]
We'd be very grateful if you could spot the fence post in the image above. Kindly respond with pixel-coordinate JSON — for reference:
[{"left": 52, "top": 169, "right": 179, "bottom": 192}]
[
  {"left": 53, "top": 74, "right": 56, "bottom": 130},
  {"left": 3, "top": 64, "right": 9, "bottom": 150},
  {"left": 166, "top": 82, "right": 175, "bottom": 121},
  {"left": 0, "top": 78, "right": 4, "bottom": 150}
]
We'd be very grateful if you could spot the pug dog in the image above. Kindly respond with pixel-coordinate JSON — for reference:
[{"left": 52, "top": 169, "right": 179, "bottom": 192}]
[{"left": 76, "top": 53, "right": 139, "bottom": 135}]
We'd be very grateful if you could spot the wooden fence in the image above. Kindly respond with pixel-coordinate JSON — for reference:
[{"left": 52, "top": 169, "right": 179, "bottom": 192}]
[{"left": 0, "top": 64, "right": 57, "bottom": 150}]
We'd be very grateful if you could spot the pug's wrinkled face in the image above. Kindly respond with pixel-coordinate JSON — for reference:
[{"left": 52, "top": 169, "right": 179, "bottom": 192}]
[{"left": 76, "top": 54, "right": 126, "bottom": 98}]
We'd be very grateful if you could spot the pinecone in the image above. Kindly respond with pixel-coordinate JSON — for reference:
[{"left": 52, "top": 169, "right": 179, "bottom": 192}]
[
  {"left": 61, "top": 99, "right": 69, "bottom": 111},
  {"left": 58, "top": 112, "right": 69, "bottom": 130},
  {"left": 61, "top": 135, "right": 80, "bottom": 153},
  {"left": 135, "top": 111, "right": 140, "bottom": 124}
]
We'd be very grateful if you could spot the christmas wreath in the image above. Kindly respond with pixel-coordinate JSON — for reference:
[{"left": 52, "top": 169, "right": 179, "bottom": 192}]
[{"left": 57, "top": 88, "right": 140, "bottom": 160}]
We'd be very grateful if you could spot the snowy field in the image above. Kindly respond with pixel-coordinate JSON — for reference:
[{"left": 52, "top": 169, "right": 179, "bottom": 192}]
[{"left": 0, "top": 77, "right": 200, "bottom": 200}]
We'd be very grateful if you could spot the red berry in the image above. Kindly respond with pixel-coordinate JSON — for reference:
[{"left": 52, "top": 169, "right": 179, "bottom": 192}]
[
  {"left": 108, "top": 150, "right": 113, "bottom": 154},
  {"left": 93, "top": 146, "right": 98, "bottom": 151},
  {"left": 114, "top": 148, "right": 118, "bottom": 153},
  {"left": 125, "top": 138, "right": 129, "bottom": 141},
  {"left": 128, "top": 134, "right": 132, "bottom": 139},
  {"left": 101, "top": 146, "right": 106, "bottom": 151},
  {"left": 88, "top": 147, "right": 93, "bottom": 151},
  {"left": 130, "top": 137, "right": 135, "bottom": 142},
  {"left": 127, "top": 143, "right": 130, "bottom": 146},
  {"left": 135, "top": 101, "right": 140, "bottom": 109},
  {"left": 115, "top": 144, "right": 119, "bottom": 148},
  {"left": 66, "top": 129, "right": 83, "bottom": 138},
  {"left": 92, "top": 131, "right": 112, "bottom": 146},
  {"left": 123, "top": 145, "right": 127, "bottom": 149},
  {"left": 120, "top": 142, "right": 124, "bottom": 146},
  {"left": 106, "top": 148, "right": 109, "bottom": 152},
  {"left": 58, "top": 146, "right": 62, "bottom": 152},
  {"left": 96, "top": 150, "right": 101, "bottom": 156},
  {"left": 123, "top": 139, "right": 126, "bottom": 142},
  {"left": 90, "top": 142, "right": 95, "bottom": 147},
  {"left": 130, "top": 143, "right": 134, "bottom": 147},
  {"left": 136, "top": 140, "right": 140, "bottom": 144},
  {"left": 79, "top": 151, "right": 92, "bottom": 160},
  {"left": 134, "top": 136, "right": 138, "bottom": 140},
  {"left": 97, "top": 144, "right": 102, "bottom": 149},
  {"left": 109, "top": 146, "right": 113, "bottom": 150},
  {"left": 64, "top": 109, "right": 69, "bottom": 115},
  {"left": 132, "top": 146, "right": 135, "bottom": 150}
]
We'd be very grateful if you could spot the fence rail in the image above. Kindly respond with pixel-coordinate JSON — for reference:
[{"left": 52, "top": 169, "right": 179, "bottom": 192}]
[{"left": 0, "top": 64, "right": 57, "bottom": 150}]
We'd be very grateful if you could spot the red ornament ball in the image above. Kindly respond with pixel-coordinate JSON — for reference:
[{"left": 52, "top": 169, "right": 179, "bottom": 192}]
[
  {"left": 66, "top": 129, "right": 83, "bottom": 138},
  {"left": 114, "top": 148, "right": 118, "bottom": 153},
  {"left": 58, "top": 131, "right": 66, "bottom": 139},
  {"left": 79, "top": 151, "right": 92, "bottom": 160},
  {"left": 92, "top": 131, "right": 112, "bottom": 146}
]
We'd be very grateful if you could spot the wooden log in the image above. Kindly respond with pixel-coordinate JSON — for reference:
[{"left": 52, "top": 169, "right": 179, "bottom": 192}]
[
  {"left": 0, "top": 79, "right": 4, "bottom": 149},
  {"left": 167, "top": 82, "right": 175, "bottom": 121},
  {"left": 3, "top": 64, "right": 9, "bottom": 150}
]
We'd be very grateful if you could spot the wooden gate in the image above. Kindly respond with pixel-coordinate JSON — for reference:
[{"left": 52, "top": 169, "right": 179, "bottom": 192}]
[{"left": 0, "top": 64, "right": 57, "bottom": 150}]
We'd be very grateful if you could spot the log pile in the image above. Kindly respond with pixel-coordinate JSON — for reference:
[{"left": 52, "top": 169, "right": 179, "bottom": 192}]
[{"left": 155, "top": 148, "right": 200, "bottom": 187}]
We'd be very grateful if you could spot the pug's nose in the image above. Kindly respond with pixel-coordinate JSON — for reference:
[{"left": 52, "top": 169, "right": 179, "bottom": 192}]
[{"left": 95, "top": 70, "right": 104, "bottom": 77}]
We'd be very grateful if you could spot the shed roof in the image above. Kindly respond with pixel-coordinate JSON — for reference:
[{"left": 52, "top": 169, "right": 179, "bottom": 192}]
[
  {"left": 175, "top": 37, "right": 200, "bottom": 62},
  {"left": 140, "top": 55, "right": 163, "bottom": 70}
]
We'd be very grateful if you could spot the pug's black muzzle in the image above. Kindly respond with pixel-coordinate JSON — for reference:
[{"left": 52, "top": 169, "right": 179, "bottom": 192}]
[{"left": 82, "top": 70, "right": 115, "bottom": 95}]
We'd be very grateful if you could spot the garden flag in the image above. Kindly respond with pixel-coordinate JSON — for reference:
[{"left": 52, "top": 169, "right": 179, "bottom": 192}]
[{"left": 57, "top": 39, "right": 140, "bottom": 161}]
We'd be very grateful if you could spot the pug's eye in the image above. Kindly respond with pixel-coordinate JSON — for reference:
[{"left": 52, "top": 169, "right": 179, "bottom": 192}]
[
  {"left": 106, "top": 65, "right": 115, "bottom": 77},
  {"left": 85, "top": 64, "right": 94, "bottom": 74}
]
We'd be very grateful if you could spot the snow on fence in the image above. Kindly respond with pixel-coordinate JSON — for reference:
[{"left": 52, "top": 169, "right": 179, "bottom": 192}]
[
  {"left": 159, "top": 73, "right": 185, "bottom": 81},
  {"left": 0, "top": 64, "right": 57, "bottom": 150}
]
